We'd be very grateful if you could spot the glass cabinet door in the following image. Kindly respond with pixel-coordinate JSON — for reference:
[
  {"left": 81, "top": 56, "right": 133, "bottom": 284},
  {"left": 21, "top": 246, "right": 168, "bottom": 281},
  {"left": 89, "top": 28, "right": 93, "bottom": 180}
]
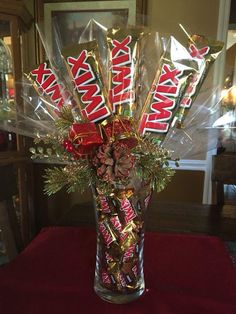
[
  {"left": 0, "top": 20, "right": 17, "bottom": 152},
  {"left": 0, "top": 7, "right": 33, "bottom": 250}
]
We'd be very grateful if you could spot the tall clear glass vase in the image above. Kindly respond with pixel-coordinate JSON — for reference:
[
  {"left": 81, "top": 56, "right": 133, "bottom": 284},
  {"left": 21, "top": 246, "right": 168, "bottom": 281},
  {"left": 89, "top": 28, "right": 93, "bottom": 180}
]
[{"left": 92, "top": 177, "right": 152, "bottom": 304}]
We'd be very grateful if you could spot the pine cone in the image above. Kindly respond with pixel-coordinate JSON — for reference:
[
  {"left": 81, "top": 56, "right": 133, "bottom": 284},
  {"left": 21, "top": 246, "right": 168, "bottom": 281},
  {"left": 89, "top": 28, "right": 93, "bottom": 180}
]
[{"left": 92, "top": 142, "right": 135, "bottom": 183}]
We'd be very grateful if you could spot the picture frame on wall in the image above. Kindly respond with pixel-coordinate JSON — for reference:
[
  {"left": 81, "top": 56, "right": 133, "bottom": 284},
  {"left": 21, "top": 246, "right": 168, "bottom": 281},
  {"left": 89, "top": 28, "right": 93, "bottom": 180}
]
[{"left": 35, "top": 0, "right": 147, "bottom": 63}]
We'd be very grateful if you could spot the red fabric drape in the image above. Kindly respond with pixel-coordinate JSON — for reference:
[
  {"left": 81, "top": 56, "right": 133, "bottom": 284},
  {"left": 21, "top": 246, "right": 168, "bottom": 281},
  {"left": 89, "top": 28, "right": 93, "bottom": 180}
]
[{"left": 0, "top": 227, "right": 236, "bottom": 314}]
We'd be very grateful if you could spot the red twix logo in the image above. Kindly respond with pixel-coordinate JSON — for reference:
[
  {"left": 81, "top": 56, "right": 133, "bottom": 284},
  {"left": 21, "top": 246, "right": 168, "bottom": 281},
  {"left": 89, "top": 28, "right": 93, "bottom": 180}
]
[
  {"left": 180, "top": 43, "right": 210, "bottom": 109},
  {"left": 67, "top": 50, "right": 110, "bottom": 122},
  {"left": 109, "top": 36, "right": 134, "bottom": 111},
  {"left": 189, "top": 44, "right": 209, "bottom": 59},
  {"left": 31, "top": 63, "right": 65, "bottom": 108},
  {"left": 99, "top": 196, "right": 111, "bottom": 214},
  {"left": 99, "top": 222, "right": 114, "bottom": 247},
  {"left": 123, "top": 243, "right": 136, "bottom": 262},
  {"left": 105, "top": 252, "right": 113, "bottom": 263},
  {"left": 110, "top": 216, "right": 122, "bottom": 233},
  {"left": 102, "top": 271, "right": 111, "bottom": 284},
  {"left": 139, "top": 64, "right": 182, "bottom": 135},
  {"left": 120, "top": 198, "right": 136, "bottom": 224}
]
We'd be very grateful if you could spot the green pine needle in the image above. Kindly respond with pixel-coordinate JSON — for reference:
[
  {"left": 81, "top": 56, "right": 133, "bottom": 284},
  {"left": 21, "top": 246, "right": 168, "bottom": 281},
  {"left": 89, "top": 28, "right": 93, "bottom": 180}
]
[
  {"left": 55, "top": 106, "right": 74, "bottom": 133},
  {"left": 43, "top": 162, "right": 92, "bottom": 195},
  {"left": 133, "top": 136, "right": 176, "bottom": 193}
]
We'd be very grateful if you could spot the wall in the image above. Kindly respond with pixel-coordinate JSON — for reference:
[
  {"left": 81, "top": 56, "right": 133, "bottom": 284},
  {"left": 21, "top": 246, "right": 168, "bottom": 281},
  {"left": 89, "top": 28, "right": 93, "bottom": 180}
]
[
  {"left": 146, "top": 0, "right": 221, "bottom": 203},
  {"left": 147, "top": 0, "right": 219, "bottom": 38},
  {"left": 22, "top": 0, "right": 37, "bottom": 69}
]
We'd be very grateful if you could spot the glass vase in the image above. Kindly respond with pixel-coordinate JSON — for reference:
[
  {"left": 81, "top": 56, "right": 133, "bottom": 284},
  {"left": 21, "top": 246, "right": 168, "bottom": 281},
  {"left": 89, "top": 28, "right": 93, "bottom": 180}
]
[{"left": 92, "top": 177, "right": 152, "bottom": 304}]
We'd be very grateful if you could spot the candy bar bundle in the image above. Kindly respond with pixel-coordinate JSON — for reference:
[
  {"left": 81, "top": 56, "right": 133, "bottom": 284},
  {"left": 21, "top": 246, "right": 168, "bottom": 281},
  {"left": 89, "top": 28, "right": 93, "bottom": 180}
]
[{"left": 0, "top": 20, "right": 224, "bottom": 302}]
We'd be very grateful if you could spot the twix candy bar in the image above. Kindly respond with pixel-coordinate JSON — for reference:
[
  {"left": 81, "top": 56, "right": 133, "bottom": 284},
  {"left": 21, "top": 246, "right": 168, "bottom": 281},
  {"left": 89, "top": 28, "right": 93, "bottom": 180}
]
[
  {"left": 27, "top": 61, "right": 72, "bottom": 110},
  {"left": 101, "top": 270, "right": 113, "bottom": 286},
  {"left": 174, "top": 34, "right": 224, "bottom": 127},
  {"left": 138, "top": 36, "right": 197, "bottom": 143},
  {"left": 98, "top": 221, "right": 116, "bottom": 248},
  {"left": 107, "top": 27, "right": 149, "bottom": 118},
  {"left": 98, "top": 195, "right": 112, "bottom": 214},
  {"left": 120, "top": 197, "right": 137, "bottom": 224},
  {"left": 62, "top": 41, "right": 112, "bottom": 123}
]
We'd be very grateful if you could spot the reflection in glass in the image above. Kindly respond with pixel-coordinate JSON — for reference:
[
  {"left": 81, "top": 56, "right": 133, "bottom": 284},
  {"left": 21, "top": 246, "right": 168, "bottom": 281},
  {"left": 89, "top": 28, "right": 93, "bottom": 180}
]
[
  {"left": 52, "top": 10, "right": 129, "bottom": 48},
  {"left": 0, "top": 228, "right": 9, "bottom": 265},
  {"left": 0, "top": 25, "right": 17, "bottom": 151},
  {"left": 217, "top": 26, "right": 236, "bottom": 153}
]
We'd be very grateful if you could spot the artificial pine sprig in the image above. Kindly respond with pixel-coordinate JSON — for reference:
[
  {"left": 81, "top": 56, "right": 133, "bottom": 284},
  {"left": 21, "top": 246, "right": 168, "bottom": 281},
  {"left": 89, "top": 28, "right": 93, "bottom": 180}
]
[
  {"left": 54, "top": 105, "right": 74, "bottom": 133},
  {"left": 133, "top": 136, "right": 178, "bottom": 193},
  {"left": 43, "top": 161, "right": 92, "bottom": 195},
  {"left": 31, "top": 134, "right": 72, "bottom": 162}
]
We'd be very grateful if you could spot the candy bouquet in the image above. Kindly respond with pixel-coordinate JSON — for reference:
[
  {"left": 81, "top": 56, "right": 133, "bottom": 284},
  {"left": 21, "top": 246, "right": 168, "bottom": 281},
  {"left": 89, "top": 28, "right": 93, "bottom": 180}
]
[{"left": 0, "top": 20, "right": 224, "bottom": 303}]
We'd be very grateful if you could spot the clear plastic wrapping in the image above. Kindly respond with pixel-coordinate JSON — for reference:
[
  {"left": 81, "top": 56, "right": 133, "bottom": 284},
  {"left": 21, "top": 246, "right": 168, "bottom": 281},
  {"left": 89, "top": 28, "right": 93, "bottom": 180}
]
[{"left": 0, "top": 19, "right": 227, "bottom": 160}]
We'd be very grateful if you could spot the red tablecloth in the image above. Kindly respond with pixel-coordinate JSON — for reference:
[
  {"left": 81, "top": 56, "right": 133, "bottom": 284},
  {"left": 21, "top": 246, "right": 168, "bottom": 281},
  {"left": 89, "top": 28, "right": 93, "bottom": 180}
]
[{"left": 0, "top": 227, "right": 236, "bottom": 314}]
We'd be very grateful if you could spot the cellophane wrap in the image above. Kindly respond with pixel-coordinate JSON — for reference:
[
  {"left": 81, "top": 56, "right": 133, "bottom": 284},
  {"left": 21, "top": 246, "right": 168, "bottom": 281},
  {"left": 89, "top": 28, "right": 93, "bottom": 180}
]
[{"left": 0, "top": 20, "right": 227, "bottom": 159}]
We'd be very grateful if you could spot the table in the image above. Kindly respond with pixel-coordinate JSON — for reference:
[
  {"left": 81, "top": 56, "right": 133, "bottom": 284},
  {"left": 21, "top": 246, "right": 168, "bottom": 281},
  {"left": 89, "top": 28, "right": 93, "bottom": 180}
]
[{"left": 0, "top": 227, "right": 236, "bottom": 314}]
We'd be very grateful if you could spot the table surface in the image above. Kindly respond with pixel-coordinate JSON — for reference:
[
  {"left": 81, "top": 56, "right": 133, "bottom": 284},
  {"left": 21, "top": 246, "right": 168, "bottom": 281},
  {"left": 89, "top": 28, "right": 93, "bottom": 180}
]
[{"left": 0, "top": 227, "right": 236, "bottom": 314}]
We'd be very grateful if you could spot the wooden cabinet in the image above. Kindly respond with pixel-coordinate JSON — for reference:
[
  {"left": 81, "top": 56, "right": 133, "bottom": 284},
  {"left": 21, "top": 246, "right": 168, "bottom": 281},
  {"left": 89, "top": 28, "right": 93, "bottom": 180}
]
[
  {"left": 212, "top": 153, "right": 236, "bottom": 208},
  {"left": 0, "top": 1, "right": 33, "bottom": 261}
]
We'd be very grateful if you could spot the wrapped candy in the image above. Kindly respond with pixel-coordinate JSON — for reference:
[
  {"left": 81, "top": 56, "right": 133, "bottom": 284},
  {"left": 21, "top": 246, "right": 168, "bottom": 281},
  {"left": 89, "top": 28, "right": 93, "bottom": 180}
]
[
  {"left": 119, "top": 196, "right": 137, "bottom": 224},
  {"left": 62, "top": 40, "right": 112, "bottom": 123},
  {"left": 29, "top": 61, "right": 69, "bottom": 110},
  {"left": 138, "top": 36, "right": 198, "bottom": 143},
  {"left": 26, "top": 61, "right": 83, "bottom": 124},
  {"left": 174, "top": 34, "right": 224, "bottom": 127},
  {"left": 107, "top": 27, "right": 150, "bottom": 118},
  {"left": 98, "top": 221, "right": 117, "bottom": 248}
]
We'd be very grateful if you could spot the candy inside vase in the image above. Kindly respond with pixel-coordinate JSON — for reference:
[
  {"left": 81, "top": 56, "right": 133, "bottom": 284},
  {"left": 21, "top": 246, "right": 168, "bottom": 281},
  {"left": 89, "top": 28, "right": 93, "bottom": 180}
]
[{"left": 93, "top": 176, "right": 152, "bottom": 304}]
